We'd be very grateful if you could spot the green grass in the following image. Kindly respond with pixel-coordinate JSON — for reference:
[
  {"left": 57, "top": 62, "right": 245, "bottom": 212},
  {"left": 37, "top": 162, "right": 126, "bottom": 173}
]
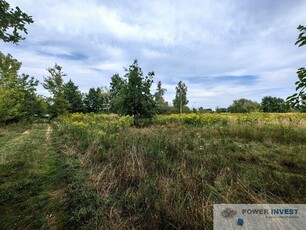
[
  {"left": 0, "top": 123, "right": 99, "bottom": 229},
  {"left": 0, "top": 124, "right": 66, "bottom": 229},
  {"left": 52, "top": 120, "right": 306, "bottom": 229}
]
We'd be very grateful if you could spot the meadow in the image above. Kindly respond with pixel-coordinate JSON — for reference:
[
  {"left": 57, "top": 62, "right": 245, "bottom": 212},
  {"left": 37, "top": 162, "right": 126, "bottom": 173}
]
[{"left": 50, "top": 112, "right": 306, "bottom": 229}]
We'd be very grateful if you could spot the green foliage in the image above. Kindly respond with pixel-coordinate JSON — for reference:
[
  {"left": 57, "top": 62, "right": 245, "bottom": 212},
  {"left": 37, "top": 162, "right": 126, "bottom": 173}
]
[
  {"left": 173, "top": 81, "right": 188, "bottom": 114},
  {"left": 34, "top": 95, "right": 48, "bottom": 117},
  {"left": 43, "top": 64, "right": 69, "bottom": 117},
  {"left": 0, "top": 53, "right": 22, "bottom": 122},
  {"left": 198, "top": 107, "right": 213, "bottom": 113},
  {"left": 295, "top": 25, "right": 306, "bottom": 47},
  {"left": 287, "top": 67, "right": 306, "bottom": 111},
  {"left": 84, "top": 87, "right": 110, "bottom": 113},
  {"left": 154, "top": 81, "right": 166, "bottom": 101},
  {"left": 111, "top": 60, "right": 156, "bottom": 125},
  {"left": 0, "top": 124, "right": 64, "bottom": 228},
  {"left": 154, "top": 81, "right": 169, "bottom": 114},
  {"left": 0, "top": 123, "right": 100, "bottom": 229},
  {"left": 0, "top": 0, "right": 34, "bottom": 43},
  {"left": 228, "top": 98, "right": 261, "bottom": 113},
  {"left": 261, "top": 96, "right": 288, "bottom": 113},
  {"left": 0, "top": 52, "right": 41, "bottom": 123},
  {"left": 63, "top": 79, "right": 84, "bottom": 113},
  {"left": 287, "top": 25, "right": 306, "bottom": 111},
  {"left": 0, "top": 87, "right": 21, "bottom": 123},
  {"left": 215, "top": 107, "right": 228, "bottom": 113},
  {"left": 18, "top": 74, "right": 42, "bottom": 118},
  {"left": 183, "top": 105, "right": 191, "bottom": 113},
  {"left": 109, "top": 73, "right": 124, "bottom": 113}
]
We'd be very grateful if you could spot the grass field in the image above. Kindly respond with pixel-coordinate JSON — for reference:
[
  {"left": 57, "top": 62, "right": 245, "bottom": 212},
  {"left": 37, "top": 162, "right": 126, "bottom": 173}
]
[
  {"left": 0, "top": 123, "right": 97, "bottom": 229},
  {"left": 1, "top": 113, "right": 306, "bottom": 229},
  {"left": 0, "top": 123, "right": 66, "bottom": 229},
  {"left": 53, "top": 113, "right": 306, "bottom": 229}
]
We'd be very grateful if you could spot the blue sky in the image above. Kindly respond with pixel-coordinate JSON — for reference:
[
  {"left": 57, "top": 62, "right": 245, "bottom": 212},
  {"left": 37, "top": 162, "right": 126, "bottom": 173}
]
[{"left": 2, "top": 0, "right": 306, "bottom": 109}]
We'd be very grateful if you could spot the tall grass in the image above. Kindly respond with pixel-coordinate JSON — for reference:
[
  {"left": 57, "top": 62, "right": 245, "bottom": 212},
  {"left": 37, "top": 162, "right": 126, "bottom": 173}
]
[{"left": 52, "top": 113, "right": 306, "bottom": 229}]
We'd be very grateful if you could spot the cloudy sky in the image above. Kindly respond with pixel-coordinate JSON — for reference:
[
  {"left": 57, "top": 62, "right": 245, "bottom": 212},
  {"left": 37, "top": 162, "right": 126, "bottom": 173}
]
[{"left": 2, "top": 0, "right": 306, "bottom": 109}]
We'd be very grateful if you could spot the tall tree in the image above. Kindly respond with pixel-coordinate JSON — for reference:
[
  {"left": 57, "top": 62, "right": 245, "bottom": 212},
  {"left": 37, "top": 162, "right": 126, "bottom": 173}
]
[
  {"left": 154, "top": 81, "right": 166, "bottom": 101},
  {"left": 116, "top": 59, "right": 156, "bottom": 125},
  {"left": 173, "top": 81, "right": 188, "bottom": 114},
  {"left": 287, "top": 25, "right": 306, "bottom": 111},
  {"left": 84, "top": 87, "right": 109, "bottom": 113},
  {"left": 0, "top": 0, "right": 34, "bottom": 43},
  {"left": 109, "top": 74, "right": 124, "bottom": 113},
  {"left": 0, "top": 52, "right": 40, "bottom": 122},
  {"left": 154, "top": 81, "right": 168, "bottom": 114},
  {"left": 19, "top": 73, "right": 40, "bottom": 118},
  {"left": 34, "top": 95, "right": 48, "bottom": 117},
  {"left": 0, "top": 52, "right": 23, "bottom": 122},
  {"left": 261, "top": 96, "right": 288, "bottom": 113},
  {"left": 63, "top": 79, "right": 84, "bottom": 113},
  {"left": 43, "top": 64, "right": 69, "bottom": 117}
]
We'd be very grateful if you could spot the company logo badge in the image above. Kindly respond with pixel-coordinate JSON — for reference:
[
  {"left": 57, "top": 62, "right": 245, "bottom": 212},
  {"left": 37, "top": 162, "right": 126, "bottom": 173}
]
[{"left": 221, "top": 208, "right": 237, "bottom": 218}]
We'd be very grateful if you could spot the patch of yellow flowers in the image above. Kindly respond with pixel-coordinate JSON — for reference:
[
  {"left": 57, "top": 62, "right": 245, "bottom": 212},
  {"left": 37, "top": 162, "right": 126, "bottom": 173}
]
[
  {"left": 60, "top": 113, "right": 134, "bottom": 136},
  {"left": 155, "top": 113, "right": 306, "bottom": 126},
  {"left": 60, "top": 112, "right": 306, "bottom": 132}
]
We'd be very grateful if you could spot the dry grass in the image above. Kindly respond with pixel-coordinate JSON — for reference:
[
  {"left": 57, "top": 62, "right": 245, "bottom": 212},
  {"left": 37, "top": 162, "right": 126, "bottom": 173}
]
[{"left": 51, "top": 114, "right": 306, "bottom": 229}]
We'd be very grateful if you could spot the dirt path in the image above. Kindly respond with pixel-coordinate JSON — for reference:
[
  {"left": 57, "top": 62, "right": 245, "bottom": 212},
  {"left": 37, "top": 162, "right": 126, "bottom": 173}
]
[
  {"left": 46, "top": 124, "right": 52, "bottom": 140},
  {"left": 22, "top": 130, "right": 30, "bottom": 135}
]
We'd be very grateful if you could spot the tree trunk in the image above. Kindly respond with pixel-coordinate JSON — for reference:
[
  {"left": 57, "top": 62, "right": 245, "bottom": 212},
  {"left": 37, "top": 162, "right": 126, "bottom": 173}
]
[{"left": 180, "top": 99, "right": 182, "bottom": 114}]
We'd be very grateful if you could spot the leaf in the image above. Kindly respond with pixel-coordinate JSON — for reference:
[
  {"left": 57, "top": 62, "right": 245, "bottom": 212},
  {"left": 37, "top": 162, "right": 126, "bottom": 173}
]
[
  {"left": 296, "top": 83, "right": 305, "bottom": 90},
  {"left": 291, "top": 93, "right": 298, "bottom": 97}
]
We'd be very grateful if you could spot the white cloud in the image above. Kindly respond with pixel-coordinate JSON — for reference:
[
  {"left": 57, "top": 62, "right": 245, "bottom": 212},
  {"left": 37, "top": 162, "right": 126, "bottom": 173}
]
[{"left": 2, "top": 0, "right": 306, "bottom": 108}]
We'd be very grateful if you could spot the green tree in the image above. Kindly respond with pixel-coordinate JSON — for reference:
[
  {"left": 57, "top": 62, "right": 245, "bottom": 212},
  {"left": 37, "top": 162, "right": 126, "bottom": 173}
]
[
  {"left": 0, "top": 52, "right": 40, "bottom": 123},
  {"left": 0, "top": 0, "right": 34, "bottom": 43},
  {"left": 116, "top": 59, "right": 156, "bottom": 125},
  {"left": 109, "top": 74, "right": 124, "bottom": 113},
  {"left": 34, "top": 95, "right": 48, "bottom": 117},
  {"left": 154, "top": 81, "right": 168, "bottom": 114},
  {"left": 63, "top": 79, "right": 84, "bottom": 113},
  {"left": 173, "top": 81, "right": 189, "bottom": 114},
  {"left": 19, "top": 73, "right": 40, "bottom": 118},
  {"left": 84, "top": 87, "right": 109, "bottom": 113},
  {"left": 228, "top": 98, "right": 261, "bottom": 113},
  {"left": 215, "top": 107, "right": 228, "bottom": 113},
  {"left": 0, "top": 52, "right": 24, "bottom": 122},
  {"left": 43, "top": 64, "right": 69, "bottom": 117},
  {"left": 183, "top": 105, "right": 191, "bottom": 113},
  {"left": 261, "top": 96, "right": 288, "bottom": 113},
  {"left": 287, "top": 25, "right": 306, "bottom": 111}
]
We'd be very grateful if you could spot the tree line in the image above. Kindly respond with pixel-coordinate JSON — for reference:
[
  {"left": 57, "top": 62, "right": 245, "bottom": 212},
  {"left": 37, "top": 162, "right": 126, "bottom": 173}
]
[
  {"left": 0, "top": 55, "right": 191, "bottom": 124},
  {"left": 0, "top": 51, "right": 296, "bottom": 125},
  {"left": 0, "top": 0, "right": 306, "bottom": 124}
]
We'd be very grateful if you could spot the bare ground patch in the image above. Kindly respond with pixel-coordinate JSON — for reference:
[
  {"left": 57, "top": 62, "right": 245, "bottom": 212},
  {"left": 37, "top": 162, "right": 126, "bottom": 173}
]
[
  {"left": 46, "top": 125, "right": 52, "bottom": 140},
  {"left": 22, "top": 130, "right": 30, "bottom": 135}
]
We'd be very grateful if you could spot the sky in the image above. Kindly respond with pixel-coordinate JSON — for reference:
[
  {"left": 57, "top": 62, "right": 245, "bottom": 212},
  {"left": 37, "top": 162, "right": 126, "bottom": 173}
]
[{"left": 2, "top": 0, "right": 306, "bottom": 109}]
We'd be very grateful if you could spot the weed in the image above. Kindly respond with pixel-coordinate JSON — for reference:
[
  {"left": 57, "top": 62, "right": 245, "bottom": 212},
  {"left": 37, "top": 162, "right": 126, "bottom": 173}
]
[{"left": 51, "top": 113, "right": 306, "bottom": 229}]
